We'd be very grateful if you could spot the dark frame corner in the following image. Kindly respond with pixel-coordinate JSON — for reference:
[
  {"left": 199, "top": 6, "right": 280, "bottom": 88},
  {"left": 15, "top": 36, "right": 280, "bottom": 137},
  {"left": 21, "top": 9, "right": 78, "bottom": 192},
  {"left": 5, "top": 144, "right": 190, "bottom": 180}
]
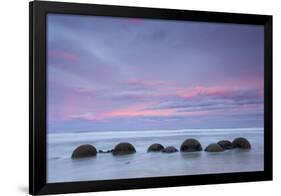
[{"left": 29, "top": 1, "right": 273, "bottom": 195}]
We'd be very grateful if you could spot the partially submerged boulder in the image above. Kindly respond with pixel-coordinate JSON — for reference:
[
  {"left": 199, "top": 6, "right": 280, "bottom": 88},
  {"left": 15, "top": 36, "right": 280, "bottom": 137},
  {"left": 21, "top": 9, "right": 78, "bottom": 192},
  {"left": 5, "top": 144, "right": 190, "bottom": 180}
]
[
  {"left": 162, "top": 146, "right": 178, "bottom": 153},
  {"left": 113, "top": 142, "right": 136, "bottom": 155},
  {"left": 98, "top": 149, "right": 113, "bottom": 153},
  {"left": 71, "top": 144, "right": 97, "bottom": 159},
  {"left": 205, "top": 143, "right": 224, "bottom": 152},
  {"left": 217, "top": 140, "right": 234, "bottom": 150},
  {"left": 180, "top": 138, "right": 202, "bottom": 152},
  {"left": 232, "top": 137, "right": 251, "bottom": 149},
  {"left": 147, "top": 143, "right": 165, "bottom": 152}
]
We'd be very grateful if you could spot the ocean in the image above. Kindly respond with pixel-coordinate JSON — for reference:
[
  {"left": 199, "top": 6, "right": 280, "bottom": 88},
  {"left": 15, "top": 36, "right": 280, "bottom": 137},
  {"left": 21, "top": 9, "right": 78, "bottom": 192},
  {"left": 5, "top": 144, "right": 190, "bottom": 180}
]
[{"left": 47, "top": 128, "right": 264, "bottom": 183}]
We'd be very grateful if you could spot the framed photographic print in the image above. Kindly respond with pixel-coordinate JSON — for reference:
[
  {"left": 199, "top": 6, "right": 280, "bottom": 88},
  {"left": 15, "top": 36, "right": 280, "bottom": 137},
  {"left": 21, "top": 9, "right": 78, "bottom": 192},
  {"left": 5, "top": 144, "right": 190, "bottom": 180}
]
[{"left": 29, "top": 1, "right": 273, "bottom": 195}]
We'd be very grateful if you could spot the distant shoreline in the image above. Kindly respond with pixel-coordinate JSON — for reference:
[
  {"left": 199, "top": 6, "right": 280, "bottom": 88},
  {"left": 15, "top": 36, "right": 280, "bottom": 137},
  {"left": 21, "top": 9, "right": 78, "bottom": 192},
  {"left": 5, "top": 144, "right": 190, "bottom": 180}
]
[{"left": 48, "top": 127, "right": 264, "bottom": 134}]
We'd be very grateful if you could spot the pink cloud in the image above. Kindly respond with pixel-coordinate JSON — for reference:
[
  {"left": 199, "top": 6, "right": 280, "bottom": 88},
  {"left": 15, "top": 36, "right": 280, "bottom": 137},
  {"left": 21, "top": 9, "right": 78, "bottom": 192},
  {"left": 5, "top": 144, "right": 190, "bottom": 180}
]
[
  {"left": 55, "top": 80, "right": 263, "bottom": 122},
  {"left": 59, "top": 93, "right": 87, "bottom": 121},
  {"left": 178, "top": 86, "right": 239, "bottom": 99},
  {"left": 49, "top": 50, "right": 79, "bottom": 61},
  {"left": 103, "top": 104, "right": 173, "bottom": 119},
  {"left": 78, "top": 104, "right": 174, "bottom": 121},
  {"left": 66, "top": 103, "right": 208, "bottom": 121},
  {"left": 127, "top": 18, "right": 144, "bottom": 25},
  {"left": 257, "top": 89, "right": 264, "bottom": 98},
  {"left": 121, "top": 18, "right": 144, "bottom": 31},
  {"left": 124, "top": 79, "right": 250, "bottom": 101},
  {"left": 125, "top": 79, "right": 173, "bottom": 87}
]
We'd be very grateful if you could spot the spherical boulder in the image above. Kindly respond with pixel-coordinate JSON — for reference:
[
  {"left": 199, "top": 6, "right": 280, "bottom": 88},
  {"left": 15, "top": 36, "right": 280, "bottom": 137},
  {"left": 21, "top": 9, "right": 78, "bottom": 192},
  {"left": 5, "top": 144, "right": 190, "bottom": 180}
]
[
  {"left": 113, "top": 142, "right": 136, "bottom": 155},
  {"left": 232, "top": 137, "right": 251, "bottom": 149},
  {"left": 205, "top": 143, "right": 224, "bottom": 152},
  {"left": 180, "top": 138, "right": 202, "bottom": 152},
  {"left": 147, "top": 143, "right": 165, "bottom": 152},
  {"left": 71, "top": 144, "right": 97, "bottom": 159},
  {"left": 162, "top": 146, "right": 178, "bottom": 153},
  {"left": 217, "top": 140, "right": 234, "bottom": 150}
]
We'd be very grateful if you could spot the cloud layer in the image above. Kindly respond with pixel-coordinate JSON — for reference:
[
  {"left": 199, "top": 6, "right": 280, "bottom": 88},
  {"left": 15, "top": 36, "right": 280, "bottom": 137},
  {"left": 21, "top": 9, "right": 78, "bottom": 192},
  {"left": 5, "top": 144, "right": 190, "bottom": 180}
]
[{"left": 47, "top": 14, "right": 264, "bottom": 132}]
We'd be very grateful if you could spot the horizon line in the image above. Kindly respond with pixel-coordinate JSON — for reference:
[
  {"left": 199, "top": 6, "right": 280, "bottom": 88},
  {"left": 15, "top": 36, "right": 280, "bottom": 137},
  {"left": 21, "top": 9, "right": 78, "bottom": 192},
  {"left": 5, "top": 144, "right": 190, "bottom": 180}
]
[{"left": 48, "top": 127, "right": 264, "bottom": 134}]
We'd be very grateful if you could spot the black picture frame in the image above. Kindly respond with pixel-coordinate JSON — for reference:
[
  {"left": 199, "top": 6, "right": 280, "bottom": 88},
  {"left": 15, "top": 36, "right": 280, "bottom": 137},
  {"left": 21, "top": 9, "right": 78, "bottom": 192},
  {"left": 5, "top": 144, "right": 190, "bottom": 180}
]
[{"left": 29, "top": 1, "right": 273, "bottom": 195}]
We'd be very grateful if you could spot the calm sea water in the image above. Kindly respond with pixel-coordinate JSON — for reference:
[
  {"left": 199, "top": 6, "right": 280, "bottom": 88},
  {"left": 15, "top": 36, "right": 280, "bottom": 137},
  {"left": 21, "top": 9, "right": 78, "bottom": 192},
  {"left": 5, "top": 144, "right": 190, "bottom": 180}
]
[{"left": 47, "top": 128, "right": 264, "bottom": 183}]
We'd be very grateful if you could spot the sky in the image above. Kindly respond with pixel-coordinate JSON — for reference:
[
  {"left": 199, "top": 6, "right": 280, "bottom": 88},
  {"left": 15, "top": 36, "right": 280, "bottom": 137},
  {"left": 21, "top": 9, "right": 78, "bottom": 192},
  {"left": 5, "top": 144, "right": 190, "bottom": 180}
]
[{"left": 47, "top": 13, "right": 264, "bottom": 132}]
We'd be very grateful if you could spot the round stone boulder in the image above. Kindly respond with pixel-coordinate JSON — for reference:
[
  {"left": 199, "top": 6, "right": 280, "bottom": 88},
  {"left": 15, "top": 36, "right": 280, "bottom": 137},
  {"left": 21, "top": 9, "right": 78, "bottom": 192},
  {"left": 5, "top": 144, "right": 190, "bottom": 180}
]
[
  {"left": 180, "top": 138, "right": 202, "bottom": 152},
  {"left": 217, "top": 140, "right": 234, "bottom": 150},
  {"left": 113, "top": 142, "right": 136, "bottom": 155},
  {"left": 71, "top": 144, "right": 97, "bottom": 159},
  {"left": 205, "top": 143, "right": 224, "bottom": 152},
  {"left": 232, "top": 137, "right": 251, "bottom": 149},
  {"left": 147, "top": 143, "right": 165, "bottom": 152},
  {"left": 162, "top": 146, "right": 178, "bottom": 153}
]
